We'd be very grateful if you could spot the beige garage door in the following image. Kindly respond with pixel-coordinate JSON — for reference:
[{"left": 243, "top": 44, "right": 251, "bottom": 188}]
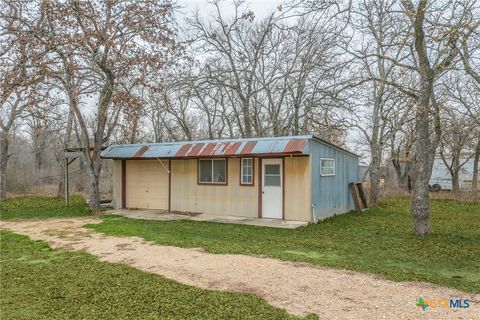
[{"left": 126, "top": 160, "right": 169, "bottom": 210}]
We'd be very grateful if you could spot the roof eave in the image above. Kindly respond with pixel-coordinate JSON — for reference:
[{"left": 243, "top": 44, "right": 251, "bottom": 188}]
[
  {"left": 310, "top": 135, "right": 360, "bottom": 158},
  {"left": 100, "top": 151, "right": 309, "bottom": 160}
]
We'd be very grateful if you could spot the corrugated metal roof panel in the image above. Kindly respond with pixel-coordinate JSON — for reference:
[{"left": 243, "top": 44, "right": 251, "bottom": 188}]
[
  {"left": 175, "top": 144, "right": 192, "bottom": 157},
  {"left": 100, "top": 135, "right": 316, "bottom": 159},
  {"left": 103, "top": 145, "right": 143, "bottom": 158},
  {"left": 199, "top": 143, "right": 217, "bottom": 156},
  {"left": 187, "top": 143, "right": 205, "bottom": 157},
  {"left": 144, "top": 143, "right": 179, "bottom": 158},
  {"left": 240, "top": 141, "right": 257, "bottom": 155},
  {"left": 133, "top": 145, "right": 149, "bottom": 158},
  {"left": 224, "top": 142, "right": 242, "bottom": 155},
  {"left": 284, "top": 140, "right": 307, "bottom": 153}
]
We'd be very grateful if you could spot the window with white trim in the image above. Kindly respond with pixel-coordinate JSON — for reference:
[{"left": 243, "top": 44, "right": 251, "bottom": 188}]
[
  {"left": 320, "top": 158, "right": 335, "bottom": 176},
  {"left": 240, "top": 158, "right": 253, "bottom": 185},
  {"left": 264, "top": 164, "right": 281, "bottom": 186},
  {"left": 198, "top": 159, "right": 227, "bottom": 184}
]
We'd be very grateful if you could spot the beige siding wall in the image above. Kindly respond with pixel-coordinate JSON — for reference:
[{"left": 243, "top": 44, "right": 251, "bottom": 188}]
[
  {"left": 114, "top": 156, "right": 312, "bottom": 221},
  {"left": 284, "top": 157, "right": 311, "bottom": 221},
  {"left": 170, "top": 158, "right": 258, "bottom": 217},
  {"left": 112, "top": 160, "right": 122, "bottom": 209},
  {"left": 126, "top": 160, "right": 169, "bottom": 210}
]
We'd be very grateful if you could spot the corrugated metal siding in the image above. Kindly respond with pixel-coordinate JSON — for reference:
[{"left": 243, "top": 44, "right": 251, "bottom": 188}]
[
  {"left": 112, "top": 160, "right": 122, "bottom": 209},
  {"left": 107, "top": 135, "right": 359, "bottom": 221},
  {"left": 170, "top": 158, "right": 258, "bottom": 217},
  {"left": 429, "top": 157, "right": 476, "bottom": 190},
  {"left": 125, "top": 160, "right": 169, "bottom": 210},
  {"left": 284, "top": 157, "right": 311, "bottom": 221},
  {"left": 309, "top": 140, "right": 359, "bottom": 221}
]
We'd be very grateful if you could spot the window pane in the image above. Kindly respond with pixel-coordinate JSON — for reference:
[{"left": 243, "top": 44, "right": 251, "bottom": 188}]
[
  {"left": 241, "top": 158, "right": 253, "bottom": 184},
  {"left": 265, "top": 164, "right": 280, "bottom": 175},
  {"left": 213, "top": 159, "right": 226, "bottom": 183},
  {"left": 323, "top": 167, "right": 334, "bottom": 175},
  {"left": 321, "top": 160, "right": 332, "bottom": 168},
  {"left": 264, "top": 175, "right": 280, "bottom": 186},
  {"left": 320, "top": 159, "right": 335, "bottom": 176},
  {"left": 199, "top": 160, "right": 212, "bottom": 182},
  {"left": 243, "top": 175, "right": 252, "bottom": 183},
  {"left": 242, "top": 158, "right": 252, "bottom": 167}
]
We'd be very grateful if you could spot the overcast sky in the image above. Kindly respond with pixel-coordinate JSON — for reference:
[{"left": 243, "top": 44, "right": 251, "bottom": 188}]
[{"left": 177, "top": 0, "right": 283, "bottom": 21}]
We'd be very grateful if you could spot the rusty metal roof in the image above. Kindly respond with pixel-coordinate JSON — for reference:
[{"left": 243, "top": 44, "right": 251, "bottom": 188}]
[{"left": 101, "top": 135, "right": 311, "bottom": 159}]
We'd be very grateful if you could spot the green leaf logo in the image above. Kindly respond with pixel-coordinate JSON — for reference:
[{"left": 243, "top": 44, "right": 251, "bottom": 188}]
[{"left": 417, "top": 297, "right": 429, "bottom": 311}]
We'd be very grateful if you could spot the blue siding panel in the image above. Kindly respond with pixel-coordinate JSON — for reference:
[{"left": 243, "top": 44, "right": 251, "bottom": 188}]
[{"left": 309, "top": 139, "right": 359, "bottom": 221}]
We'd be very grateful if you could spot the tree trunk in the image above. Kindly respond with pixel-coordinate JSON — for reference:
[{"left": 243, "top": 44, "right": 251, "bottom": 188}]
[
  {"left": 88, "top": 65, "right": 114, "bottom": 209},
  {"left": 85, "top": 152, "right": 102, "bottom": 210},
  {"left": 411, "top": 95, "right": 434, "bottom": 236},
  {"left": 411, "top": 167, "right": 430, "bottom": 236},
  {"left": 451, "top": 172, "right": 459, "bottom": 193},
  {"left": 57, "top": 106, "right": 75, "bottom": 197},
  {"left": 34, "top": 143, "right": 42, "bottom": 174},
  {"left": 293, "top": 104, "right": 300, "bottom": 136},
  {"left": 242, "top": 100, "right": 252, "bottom": 138},
  {"left": 0, "top": 132, "right": 9, "bottom": 200},
  {"left": 391, "top": 158, "right": 402, "bottom": 186},
  {"left": 87, "top": 158, "right": 101, "bottom": 210},
  {"left": 452, "top": 155, "right": 460, "bottom": 192},
  {"left": 369, "top": 147, "right": 382, "bottom": 205},
  {"left": 408, "top": 0, "right": 441, "bottom": 237},
  {"left": 70, "top": 105, "right": 103, "bottom": 210},
  {"left": 400, "top": 161, "right": 412, "bottom": 188},
  {"left": 129, "top": 116, "right": 139, "bottom": 144},
  {"left": 473, "top": 138, "right": 480, "bottom": 193}
]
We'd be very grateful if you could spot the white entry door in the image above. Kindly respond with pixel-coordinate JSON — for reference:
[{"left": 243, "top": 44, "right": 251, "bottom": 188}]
[{"left": 262, "top": 159, "right": 283, "bottom": 219}]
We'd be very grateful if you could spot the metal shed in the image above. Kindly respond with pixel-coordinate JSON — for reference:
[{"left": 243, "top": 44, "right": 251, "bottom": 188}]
[
  {"left": 429, "top": 157, "right": 477, "bottom": 190},
  {"left": 101, "top": 135, "right": 359, "bottom": 222}
]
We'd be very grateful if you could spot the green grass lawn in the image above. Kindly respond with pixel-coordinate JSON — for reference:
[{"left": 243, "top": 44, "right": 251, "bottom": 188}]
[
  {"left": 0, "top": 195, "right": 92, "bottom": 220},
  {"left": 87, "top": 198, "right": 480, "bottom": 293},
  {"left": 0, "top": 231, "right": 312, "bottom": 320}
]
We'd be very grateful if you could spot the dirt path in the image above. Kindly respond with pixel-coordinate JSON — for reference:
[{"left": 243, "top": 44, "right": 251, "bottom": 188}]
[{"left": 1, "top": 218, "right": 478, "bottom": 319}]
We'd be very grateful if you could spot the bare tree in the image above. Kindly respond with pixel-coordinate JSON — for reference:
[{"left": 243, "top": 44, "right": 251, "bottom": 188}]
[
  {"left": 460, "top": 11, "right": 480, "bottom": 85},
  {"left": 444, "top": 75, "right": 480, "bottom": 192},
  {"left": 399, "top": 0, "right": 479, "bottom": 235},
  {"left": 438, "top": 105, "right": 476, "bottom": 193},
  {"left": 0, "top": 1, "right": 48, "bottom": 199},
  {"left": 345, "top": 0, "right": 414, "bottom": 204},
  {"left": 24, "top": 98, "right": 64, "bottom": 174},
  {"left": 389, "top": 124, "right": 414, "bottom": 188},
  {"left": 41, "top": 0, "right": 179, "bottom": 209},
  {"left": 459, "top": 18, "right": 480, "bottom": 192},
  {"left": 348, "top": 0, "right": 479, "bottom": 235},
  {"left": 190, "top": 0, "right": 280, "bottom": 137},
  {"left": 187, "top": 0, "right": 350, "bottom": 140}
]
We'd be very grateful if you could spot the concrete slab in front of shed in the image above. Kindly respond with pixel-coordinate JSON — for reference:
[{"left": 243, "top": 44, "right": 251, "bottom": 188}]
[
  {"left": 107, "top": 209, "right": 190, "bottom": 221},
  {"left": 105, "top": 209, "right": 308, "bottom": 229},
  {"left": 223, "top": 217, "right": 308, "bottom": 229}
]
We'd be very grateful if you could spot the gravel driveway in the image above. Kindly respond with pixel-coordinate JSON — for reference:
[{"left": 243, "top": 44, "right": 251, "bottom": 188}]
[{"left": 1, "top": 218, "right": 478, "bottom": 319}]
